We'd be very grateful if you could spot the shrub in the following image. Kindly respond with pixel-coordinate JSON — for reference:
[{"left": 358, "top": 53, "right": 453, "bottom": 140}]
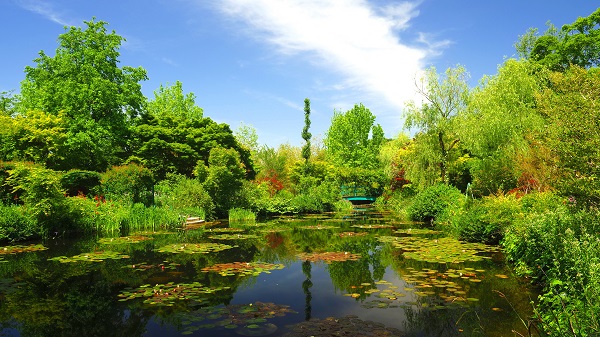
[
  {"left": 407, "top": 184, "right": 464, "bottom": 224},
  {"left": 5, "top": 162, "right": 68, "bottom": 233},
  {"left": 0, "top": 205, "right": 37, "bottom": 242},
  {"left": 101, "top": 164, "right": 154, "bottom": 206},
  {"left": 155, "top": 174, "right": 214, "bottom": 219},
  {"left": 451, "top": 194, "right": 520, "bottom": 244},
  {"left": 60, "top": 170, "right": 101, "bottom": 197}
]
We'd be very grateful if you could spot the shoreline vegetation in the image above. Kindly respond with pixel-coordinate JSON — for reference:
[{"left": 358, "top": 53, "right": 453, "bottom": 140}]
[{"left": 2, "top": 8, "right": 600, "bottom": 336}]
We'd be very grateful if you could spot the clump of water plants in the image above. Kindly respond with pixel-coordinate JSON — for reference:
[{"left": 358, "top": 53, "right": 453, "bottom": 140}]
[
  {"left": 0, "top": 244, "right": 47, "bottom": 255},
  {"left": 156, "top": 243, "right": 234, "bottom": 254},
  {"left": 175, "top": 301, "right": 297, "bottom": 335},
  {"left": 208, "top": 233, "right": 260, "bottom": 240},
  {"left": 378, "top": 236, "right": 499, "bottom": 263},
  {"left": 350, "top": 224, "right": 394, "bottom": 229},
  {"left": 394, "top": 228, "right": 442, "bottom": 235},
  {"left": 50, "top": 251, "right": 130, "bottom": 263},
  {"left": 338, "top": 231, "right": 367, "bottom": 238},
  {"left": 298, "top": 224, "right": 340, "bottom": 230},
  {"left": 98, "top": 235, "right": 153, "bottom": 245},
  {"left": 125, "top": 261, "right": 181, "bottom": 272},
  {"left": 118, "top": 281, "right": 230, "bottom": 306},
  {"left": 201, "top": 262, "right": 284, "bottom": 276},
  {"left": 297, "top": 251, "right": 361, "bottom": 263}
]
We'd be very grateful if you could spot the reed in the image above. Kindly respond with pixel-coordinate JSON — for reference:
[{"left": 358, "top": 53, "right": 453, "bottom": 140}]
[{"left": 228, "top": 208, "right": 256, "bottom": 223}]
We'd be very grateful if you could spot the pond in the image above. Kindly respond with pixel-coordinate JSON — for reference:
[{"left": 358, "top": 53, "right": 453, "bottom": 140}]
[{"left": 0, "top": 207, "right": 537, "bottom": 337}]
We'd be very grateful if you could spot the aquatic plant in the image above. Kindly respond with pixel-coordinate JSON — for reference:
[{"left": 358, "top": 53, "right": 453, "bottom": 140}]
[
  {"left": 118, "top": 281, "right": 230, "bottom": 306},
  {"left": 201, "top": 262, "right": 284, "bottom": 276},
  {"left": 228, "top": 208, "right": 256, "bottom": 222},
  {"left": 98, "top": 235, "right": 153, "bottom": 245},
  {"left": 49, "top": 250, "right": 130, "bottom": 263},
  {"left": 297, "top": 251, "right": 361, "bottom": 263},
  {"left": 156, "top": 243, "right": 234, "bottom": 254},
  {"left": 0, "top": 244, "right": 47, "bottom": 255}
]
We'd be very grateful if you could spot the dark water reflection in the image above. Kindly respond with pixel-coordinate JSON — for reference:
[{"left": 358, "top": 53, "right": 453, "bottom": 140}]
[{"left": 0, "top": 208, "right": 538, "bottom": 337}]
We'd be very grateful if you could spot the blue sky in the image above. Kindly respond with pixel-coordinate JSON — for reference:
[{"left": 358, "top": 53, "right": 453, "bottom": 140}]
[{"left": 1, "top": 1, "right": 598, "bottom": 148}]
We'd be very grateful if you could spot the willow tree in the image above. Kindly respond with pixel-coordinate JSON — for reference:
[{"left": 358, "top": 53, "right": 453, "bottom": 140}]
[{"left": 403, "top": 65, "right": 470, "bottom": 186}]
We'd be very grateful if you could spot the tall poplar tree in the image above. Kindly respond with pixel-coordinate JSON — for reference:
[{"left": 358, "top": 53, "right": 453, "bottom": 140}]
[{"left": 301, "top": 98, "right": 312, "bottom": 163}]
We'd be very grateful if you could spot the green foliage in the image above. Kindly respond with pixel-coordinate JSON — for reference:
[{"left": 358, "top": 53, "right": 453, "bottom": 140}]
[
  {"left": 406, "top": 184, "right": 464, "bottom": 224},
  {"left": 100, "top": 164, "right": 154, "bottom": 206},
  {"left": 403, "top": 66, "right": 470, "bottom": 184},
  {"left": 537, "top": 66, "right": 600, "bottom": 206},
  {"left": 450, "top": 194, "right": 521, "bottom": 244},
  {"left": 155, "top": 174, "right": 214, "bottom": 219},
  {"left": 130, "top": 81, "right": 254, "bottom": 180},
  {"left": 459, "top": 59, "right": 547, "bottom": 196},
  {"left": 0, "top": 205, "right": 37, "bottom": 242},
  {"left": 228, "top": 208, "right": 256, "bottom": 222},
  {"left": 502, "top": 192, "right": 600, "bottom": 335},
  {"left": 324, "top": 103, "right": 384, "bottom": 170},
  {"left": 524, "top": 8, "right": 600, "bottom": 71},
  {"left": 60, "top": 170, "right": 101, "bottom": 197},
  {"left": 5, "top": 162, "right": 67, "bottom": 231},
  {"left": 204, "top": 147, "right": 247, "bottom": 218},
  {"left": 301, "top": 98, "right": 312, "bottom": 163},
  {"left": 0, "top": 111, "right": 68, "bottom": 167},
  {"left": 0, "top": 161, "right": 19, "bottom": 205},
  {"left": 18, "top": 19, "right": 148, "bottom": 171}
]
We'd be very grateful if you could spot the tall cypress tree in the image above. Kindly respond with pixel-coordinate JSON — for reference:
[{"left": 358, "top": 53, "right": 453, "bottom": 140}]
[{"left": 301, "top": 98, "right": 312, "bottom": 163}]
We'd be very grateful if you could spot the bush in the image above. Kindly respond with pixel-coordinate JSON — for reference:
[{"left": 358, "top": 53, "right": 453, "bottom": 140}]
[
  {"left": 60, "top": 170, "right": 101, "bottom": 197},
  {"left": 101, "top": 164, "right": 154, "bottom": 206},
  {"left": 5, "top": 162, "right": 69, "bottom": 233},
  {"left": 0, "top": 205, "right": 37, "bottom": 242},
  {"left": 451, "top": 194, "right": 520, "bottom": 244},
  {"left": 407, "top": 184, "right": 464, "bottom": 224},
  {"left": 155, "top": 174, "right": 214, "bottom": 219}
]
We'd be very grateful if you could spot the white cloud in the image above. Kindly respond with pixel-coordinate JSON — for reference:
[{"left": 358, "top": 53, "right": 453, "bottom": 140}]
[
  {"left": 17, "top": 0, "right": 76, "bottom": 27},
  {"left": 212, "top": 0, "right": 445, "bottom": 120}
]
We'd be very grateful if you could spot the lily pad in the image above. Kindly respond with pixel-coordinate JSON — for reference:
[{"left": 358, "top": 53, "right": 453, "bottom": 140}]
[
  {"left": 350, "top": 224, "right": 394, "bottom": 229},
  {"left": 49, "top": 251, "right": 130, "bottom": 263},
  {"left": 0, "top": 244, "right": 47, "bottom": 255},
  {"left": 201, "top": 262, "right": 284, "bottom": 276},
  {"left": 297, "top": 251, "right": 361, "bottom": 263},
  {"left": 338, "top": 232, "right": 367, "bottom": 238},
  {"left": 117, "top": 282, "right": 230, "bottom": 306},
  {"left": 98, "top": 235, "right": 153, "bottom": 245},
  {"left": 209, "top": 234, "right": 260, "bottom": 240},
  {"left": 298, "top": 225, "right": 340, "bottom": 230},
  {"left": 378, "top": 236, "right": 499, "bottom": 263},
  {"left": 156, "top": 243, "right": 234, "bottom": 254}
]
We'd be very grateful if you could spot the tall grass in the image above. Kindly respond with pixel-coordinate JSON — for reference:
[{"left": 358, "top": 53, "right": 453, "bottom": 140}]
[{"left": 229, "top": 208, "right": 256, "bottom": 223}]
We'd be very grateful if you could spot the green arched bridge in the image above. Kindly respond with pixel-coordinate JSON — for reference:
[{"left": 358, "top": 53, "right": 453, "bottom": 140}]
[{"left": 341, "top": 184, "right": 377, "bottom": 204}]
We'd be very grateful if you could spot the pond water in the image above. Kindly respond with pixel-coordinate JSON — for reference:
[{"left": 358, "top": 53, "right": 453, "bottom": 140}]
[{"left": 0, "top": 207, "right": 538, "bottom": 337}]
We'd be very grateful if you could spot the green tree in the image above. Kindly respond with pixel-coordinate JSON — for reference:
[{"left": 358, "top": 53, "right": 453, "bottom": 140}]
[
  {"left": 234, "top": 122, "right": 259, "bottom": 155},
  {"left": 403, "top": 65, "right": 470, "bottom": 185},
  {"left": 518, "top": 8, "right": 600, "bottom": 71},
  {"left": 459, "top": 59, "right": 548, "bottom": 195},
  {"left": 301, "top": 98, "right": 312, "bottom": 164},
  {"left": 18, "top": 18, "right": 148, "bottom": 171},
  {"left": 324, "top": 103, "right": 384, "bottom": 170},
  {"left": 202, "top": 147, "right": 247, "bottom": 217},
  {"left": 537, "top": 66, "right": 600, "bottom": 205},
  {"left": 130, "top": 81, "right": 254, "bottom": 180}
]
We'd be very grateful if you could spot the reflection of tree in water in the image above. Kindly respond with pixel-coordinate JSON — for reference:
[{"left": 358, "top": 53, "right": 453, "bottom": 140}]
[
  {"left": 327, "top": 237, "right": 387, "bottom": 294},
  {"left": 2, "top": 268, "right": 151, "bottom": 337},
  {"left": 302, "top": 260, "right": 312, "bottom": 320}
]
